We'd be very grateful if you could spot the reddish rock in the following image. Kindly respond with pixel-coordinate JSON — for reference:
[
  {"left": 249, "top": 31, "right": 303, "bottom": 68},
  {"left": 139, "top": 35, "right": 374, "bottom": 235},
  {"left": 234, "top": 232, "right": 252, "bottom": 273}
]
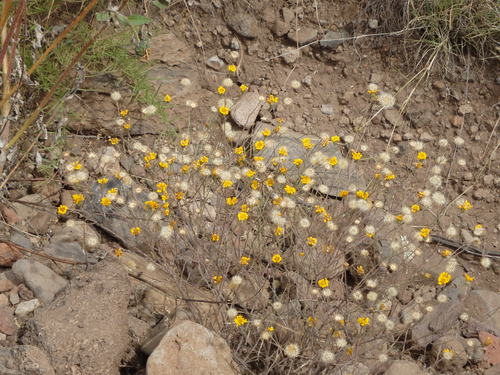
[
  {"left": 0, "top": 204, "right": 21, "bottom": 224},
  {"left": 479, "top": 331, "right": 500, "bottom": 365},
  {"left": 0, "top": 306, "right": 17, "bottom": 335},
  {"left": 0, "top": 279, "right": 15, "bottom": 292},
  {"left": 0, "top": 242, "right": 23, "bottom": 267}
]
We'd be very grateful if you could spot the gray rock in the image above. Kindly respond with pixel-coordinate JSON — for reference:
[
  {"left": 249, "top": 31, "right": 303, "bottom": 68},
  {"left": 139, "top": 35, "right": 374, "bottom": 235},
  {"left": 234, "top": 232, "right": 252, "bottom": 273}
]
[
  {"left": 252, "top": 122, "right": 365, "bottom": 198},
  {"left": 147, "top": 320, "right": 237, "bottom": 375},
  {"left": 15, "top": 298, "right": 40, "bottom": 317},
  {"left": 11, "top": 194, "right": 56, "bottom": 235},
  {"left": 458, "top": 103, "right": 473, "bottom": 115},
  {"left": 22, "top": 260, "right": 130, "bottom": 375},
  {"left": 420, "top": 131, "right": 435, "bottom": 142},
  {"left": 282, "top": 7, "right": 294, "bottom": 24},
  {"left": 230, "top": 91, "right": 263, "bottom": 129},
  {"left": 227, "top": 12, "right": 258, "bottom": 38},
  {"left": 230, "top": 37, "right": 240, "bottom": 50},
  {"left": 333, "top": 363, "right": 370, "bottom": 375},
  {"left": 287, "top": 27, "right": 317, "bottom": 45},
  {"left": 430, "top": 335, "right": 468, "bottom": 372},
  {"left": 321, "top": 104, "right": 334, "bottom": 115},
  {"left": 319, "top": 30, "right": 349, "bottom": 49},
  {"left": 206, "top": 55, "right": 225, "bottom": 71},
  {"left": 302, "top": 75, "right": 312, "bottom": 87},
  {"left": 12, "top": 259, "right": 67, "bottom": 304},
  {"left": 370, "top": 72, "right": 382, "bottom": 83},
  {"left": 384, "top": 360, "right": 426, "bottom": 375},
  {"left": 463, "top": 289, "right": 500, "bottom": 336},
  {"left": 0, "top": 345, "right": 55, "bottom": 375},
  {"left": 384, "top": 109, "right": 405, "bottom": 126},
  {"left": 272, "top": 20, "right": 289, "bottom": 37},
  {"left": 282, "top": 46, "right": 301, "bottom": 64},
  {"left": 473, "top": 187, "right": 489, "bottom": 200},
  {"left": 464, "top": 338, "right": 484, "bottom": 363}
]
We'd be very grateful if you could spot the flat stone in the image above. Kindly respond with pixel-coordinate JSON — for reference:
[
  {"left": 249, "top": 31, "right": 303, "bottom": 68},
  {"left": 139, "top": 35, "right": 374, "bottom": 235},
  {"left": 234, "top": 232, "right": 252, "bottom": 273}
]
[
  {"left": 147, "top": 320, "right": 238, "bottom": 375},
  {"left": 230, "top": 91, "right": 263, "bottom": 129},
  {"left": 282, "top": 46, "right": 301, "bottom": 64},
  {"left": 206, "top": 55, "right": 225, "bottom": 71},
  {"left": 15, "top": 298, "right": 40, "bottom": 317},
  {"left": 12, "top": 259, "right": 67, "bottom": 304},
  {"left": 252, "top": 122, "right": 365, "bottom": 198},
  {"left": 384, "top": 108, "right": 405, "bottom": 126},
  {"left": 227, "top": 12, "right": 258, "bottom": 38},
  {"left": 21, "top": 260, "right": 131, "bottom": 375},
  {"left": 430, "top": 335, "right": 468, "bottom": 371},
  {"left": 0, "top": 279, "right": 15, "bottom": 292},
  {"left": 0, "top": 307, "right": 16, "bottom": 335},
  {"left": 458, "top": 103, "right": 473, "bottom": 115},
  {"left": 319, "top": 30, "right": 349, "bottom": 49},
  {"left": 464, "top": 289, "right": 500, "bottom": 336},
  {"left": 272, "top": 20, "right": 289, "bottom": 37},
  {"left": 287, "top": 27, "right": 317, "bottom": 45},
  {"left": 0, "top": 345, "right": 55, "bottom": 375},
  {"left": 0, "top": 294, "right": 8, "bottom": 306},
  {"left": 384, "top": 360, "right": 426, "bottom": 375},
  {"left": 321, "top": 104, "right": 334, "bottom": 115},
  {"left": 11, "top": 194, "right": 56, "bottom": 235}
]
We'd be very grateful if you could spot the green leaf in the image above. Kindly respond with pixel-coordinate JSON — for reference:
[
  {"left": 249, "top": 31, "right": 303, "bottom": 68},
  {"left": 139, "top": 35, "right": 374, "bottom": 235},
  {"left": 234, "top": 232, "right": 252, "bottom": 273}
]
[
  {"left": 116, "top": 13, "right": 129, "bottom": 25},
  {"left": 152, "top": 1, "right": 168, "bottom": 9},
  {"left": 125, "top": 15, "right": 152, "bottom": 26},
  {"left": 96, "top": 12, "right": 110, "bottom": 22}
]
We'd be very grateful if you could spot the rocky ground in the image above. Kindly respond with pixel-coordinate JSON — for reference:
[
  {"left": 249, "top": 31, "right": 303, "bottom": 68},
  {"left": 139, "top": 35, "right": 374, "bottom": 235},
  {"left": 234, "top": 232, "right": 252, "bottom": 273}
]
[{"left": 0, "top": 1, "right": 499, "bottom": 374}]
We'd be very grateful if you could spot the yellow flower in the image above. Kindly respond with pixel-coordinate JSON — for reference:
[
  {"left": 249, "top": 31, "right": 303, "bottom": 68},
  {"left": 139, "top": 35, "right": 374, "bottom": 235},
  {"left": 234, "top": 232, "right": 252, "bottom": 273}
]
[
  {"left": 240, "top": 256, "right": 251, "bottom": 265},
  {"left": 293, "top": 158, "right": 303, "bottom": 166},
  {"left": 233, "top": 314, "right": 248, "bottom": 326},
  {"left": 351, "top": 151, "right": 363, "bottom": 160},
  {"left": 97, "top": 177, "right": 108, "bottom": 184},
  {"left": 123, "top": 123, "right": 132, "bottom": 129},
  {"left": 459, "top": 200, "right": 473, "bottom": 211},
  {"left": 300, "top": 175, "right": 312, "bottom": 185},
  {"left": 266, "top": 326, "right": 275, "bottom": 332},
  {"left": 109, "top": 137, "right": 120, "bottom": 145},
  {"left": 113, "top": 248, "right": 123, "bottom": 257},
  {"left": 228, "top": 64, "right": 237, "bottom": 72},
  {"left": 164, "top": 94, "right": 172, "bottom": 102},
  {"left": 250, "top": 180, "right": 259, "bottom": 190},
  {"left": 357, "top": 317, "right": 370, "bottom": 327},
  {"left": 307, "top": 316, "right": 316, "bottom": 327},
  {"left": 107, "top": 188, "right": 118, "bottom": 194},
  {"left": 72, "top": 194, "right": 85, "bottom": 205},
  {"left": 237, "top": 212, "right": 249, "bottom": 221},
  {"left": 234, "top": 146, "right": 244, "bottom": 155},
  {"left": 222, "top": 180, "right": 233, "bottom": 188},
  {"left": 274, "top": 226, "right": 283, "bottom": 236},
  {"left": 212, "top": 275, "right": 223, "bottom": 284},
  {"left": 384, "top": 174, "right": 396, "bottom": 180},
  {"left": 317, "top": 278, "right": 329, "bottom": 288},
  {"left": 180, "top": 138, "right": 189, "bottom": 147},
  {"left": 437, "top": 272, "right": 452, "bottom": 285},
  {"left": 302, "top": 138, "right": 313, "bottom": 150},
  {"left": 144, "top": 200, "right": 160, "bottom": 210},
  {"left": 217, "top": 86, "right": 226, "bottom": 95},
  {"left": 411, "top": 204, "right": 421, "bottom": 213},
  {"left": 100, "top": 197, "right": 112, "bottom": 206},
  {"left": 57, "top": 205, "right": 68, "bottom": 215},
  {"left": 265, "top": 178, "right": 274, "bottom": 187},
  {"left": 440, "top": 249, "right": 453, "bottom": 257},
  {"left": 420, "top": 227, "right": 431, "bottom": 238},
  {"left": 284, "top": 185, "right": 296, "bottom": 195},
  {"left": 175, "top": 192, "right": 185, "bottom": 200},
  {"left": 156, "top": 182, "right": 168, "bottom": 193},
  {"left": 306, "top": 236, "right": 317, "bottom": 247},
  {"left": 219, "top": 106, "right": 230, "bottom": 115},
  {"left": 262, "top": 128, "right": 271, "bottom": 137},
  {"left": 272, "top": 254, "right": 282, "bottom": 263},
  {"left": 254, "top": 140, "right": 265, "bottom": 150},
  {"left": 240, "top": 84, "right": 248, "bottom": 92},
  {"left": 415, "top": 162, "right": 423, "bottom": 169},
  {"left": 70, "top": 161, "right": 82, "bottom": 170},
  {"left": 417, "top": 191, "right": 427, "bottom": 198},
  {"left": 266, "top": 94, "right": 278, "bottom": 103},
  {"left": 356, "top": 265, "right": 365, "bottom": 275},
  {"left": 356, "top": 190, "right": 369, "bottom": 200},
  {"left": 226, "top": 197, "right": 238, "bottom": 206},
  {"left": 331, "top": 135, "right": 340, "bottom": 142},
  {"left": 119, "top": 109, "right": 129, "bottom": 117},
  {"left": 395, "top": 214, "right": 404, "bottom": 222},
  {"left": 417, "top": 151, "right": 427, "bottom": 160},
  {"left": 464, "top": 273, "right": 475, "bottom": 282},
  {"left": 211, "top": 233, "right": 220, "bottom": 242},
  {"left": 329, "top": 156, "right": 338, "bottom": 166},
  {"left": 130, "top": 227, "right": 141, "bottom": 236},
  {"left": 144, "top": 152, "right": 157, "bottom": 162},
  {"left": 339, "top": 190, "right": 349, "bottom": 197},
  {"left": 246, "top": 170, "right": 256, "bottom": 177},
  {"left": 240, "top": 204, "right": 249, "bottom": 212},
  {"left": 278, "top": 147, "right": 288, "bottom": 156}
]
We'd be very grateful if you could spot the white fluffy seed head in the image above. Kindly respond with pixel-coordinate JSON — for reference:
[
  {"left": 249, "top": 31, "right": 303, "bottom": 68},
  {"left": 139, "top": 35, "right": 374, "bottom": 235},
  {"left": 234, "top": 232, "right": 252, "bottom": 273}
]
[
  {"left": 284, "top": 343, "right": 300, "bottom": 358},
  {"left": 320, "top": 350, "right": 335, "bottom": 363}
]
